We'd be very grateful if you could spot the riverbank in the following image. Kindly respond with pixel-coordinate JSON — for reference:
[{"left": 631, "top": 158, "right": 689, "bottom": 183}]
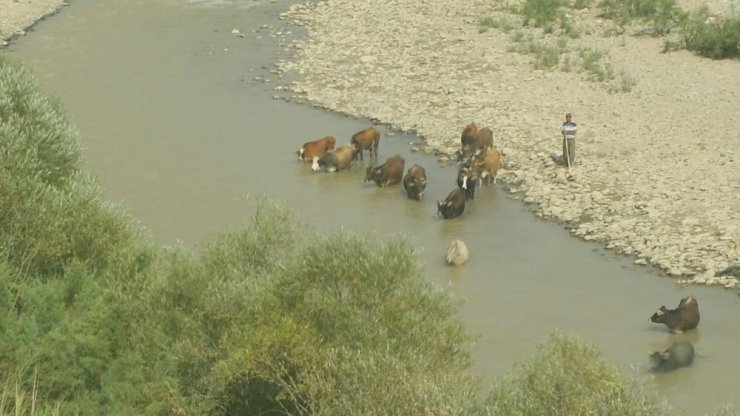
[
  {"left": 274, "top": 0, "right": 739, "bottom": 290},
  {"left": 0, "top": 0, "right": 66, "bottom": 46}
]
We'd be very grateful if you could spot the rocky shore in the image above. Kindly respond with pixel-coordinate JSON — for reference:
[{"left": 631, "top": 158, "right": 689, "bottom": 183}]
[
  {"left": 0, "top": 0, "right": 66, "bottom": 47},
  {"left": 274, "top": 0, "right": 739, "bottom": 289}
]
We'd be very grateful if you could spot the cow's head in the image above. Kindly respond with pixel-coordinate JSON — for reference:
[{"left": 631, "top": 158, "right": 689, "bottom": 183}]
[
  {"left": 650, "top": 306, "right": 668, "bottom": 323},
  {"left": 364, "top": 165, "right": 381, "bottom": 183}
]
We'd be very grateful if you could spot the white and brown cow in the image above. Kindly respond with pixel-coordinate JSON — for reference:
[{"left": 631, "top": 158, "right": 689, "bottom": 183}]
[
  {"left": 437, "top": 188, "right": 465, "bottom": 219},
  {"left": 472, "top": 147, "right": 502, "bottom": 186},
  {"left": 403, "top": 164, "right": 427, "bottom": 200},
  {"left": 297, "top": 136, "right": 336, "bottom": 171},
  {"left": 364, "top": 154, "right": 405, "bottom": 187},
  {"left": 649, "top": 295, "right": 700, "bottom": 333},
  {"left": 350, "top": 126, "right": 381, "bottom": 161},
  {"left": 316, "top": 144, "right": 358, "bottom": 173}
]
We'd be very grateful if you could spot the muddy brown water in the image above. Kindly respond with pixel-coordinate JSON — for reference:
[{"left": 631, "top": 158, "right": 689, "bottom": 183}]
[{"left": 8, "top": 0, "right": 740, "bottom": 413}]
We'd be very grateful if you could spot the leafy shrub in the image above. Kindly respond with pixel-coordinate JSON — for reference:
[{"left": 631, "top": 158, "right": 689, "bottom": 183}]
[
  {"left": 599, "top": 0, "right": 685, "bottom": 34},
  {"left": 682, "top": 7, "right": 740, "bottom": 58},
  {"left": 520, "top": 0, "right": 565, "bottom": 28},
  {"left": 478, "top": 332, "right": 669, "bottom": 415},
  {"left": 0, "top": 55, "right": 140, "bottom": 279},
  {"left": 202, "top": 228, "right": 479, "bottom": 415}
]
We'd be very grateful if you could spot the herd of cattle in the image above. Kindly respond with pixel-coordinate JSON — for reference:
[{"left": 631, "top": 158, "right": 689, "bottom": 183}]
[
  {"left": 298, "top": 125, "right": 703, "bottom": 374},
  {"left": 296, "top": 123, "right": 503, "bottom": 220}
]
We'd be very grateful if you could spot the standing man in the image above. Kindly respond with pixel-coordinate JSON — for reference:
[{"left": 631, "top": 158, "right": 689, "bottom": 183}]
[{"left": 561, "top": 112, "right": 577, "bottom": 167}]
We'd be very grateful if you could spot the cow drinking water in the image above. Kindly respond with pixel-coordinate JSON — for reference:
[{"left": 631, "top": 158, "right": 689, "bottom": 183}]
[
  {"left": 316, "top": 144, "right": 358, "bottom": 173},
  {"left": 297, "top": 136, "right": 336, "bottom": 171},
  {"left": 364, "top": 154, "right": 405, "bottom": 187}
]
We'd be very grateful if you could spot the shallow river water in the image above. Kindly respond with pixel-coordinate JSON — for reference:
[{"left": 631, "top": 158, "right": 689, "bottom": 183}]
[{"left": 8, "top": 0, "right": 740, "bottom": 413}]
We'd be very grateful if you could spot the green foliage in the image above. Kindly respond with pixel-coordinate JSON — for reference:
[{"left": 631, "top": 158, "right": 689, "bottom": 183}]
[
  {"left": 682, "top": 8, "right": 740, "bottom": 59},
  {"left": 478, "top": 332, "right": 669, "bottom": 416},
  {"left": 580, "top": 47, "right": 614, "bottom": 81},
  {"left": 206, "top": 230, "right": 479, "bottom": 415},
  {"left": 479, "top": 16, "right": 518, "bottom": 33},
  {"left": 599, "top": 0, "right": 687, "bottom": 34},
  {"left": 0, "top": 55, "right": 141, "bottom": 279},
  {"left": 0, "top": 55, "right": 80, "bottom": 186},
  {"left": 520, "top": 0, "right": 564, "bottom": 28}
]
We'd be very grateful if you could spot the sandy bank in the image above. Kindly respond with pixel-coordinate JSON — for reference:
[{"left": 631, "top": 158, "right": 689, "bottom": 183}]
[{"left": 0, "top": 0, "right": 66, "bottom": 47}]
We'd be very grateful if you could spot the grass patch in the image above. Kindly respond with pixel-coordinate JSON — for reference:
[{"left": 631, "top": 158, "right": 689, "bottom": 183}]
[
  {"left": 682, "top": 7, "right": 740, "bottom": 59},
  {"left": 479, "top": 15, "right": 519, "bottom": 33}
]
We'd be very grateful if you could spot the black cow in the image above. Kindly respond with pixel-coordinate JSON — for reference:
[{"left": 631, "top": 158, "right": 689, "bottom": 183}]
[
  {"left": 437, "top": 188, "right": 465, "bottom": 219},
  {"left": 649, "top": 295, "right": 700, "bottom": 333}
]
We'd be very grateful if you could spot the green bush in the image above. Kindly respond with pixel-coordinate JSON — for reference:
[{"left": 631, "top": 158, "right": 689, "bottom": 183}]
[
  {"left": 520, "top": 0, "right": 564, "bottom": 28},
  {"left": 682, "top": 7, "right": 740, "bottom": 58},
  {"left": 0, "top": 55, "right": 140, "bottom": 279},
  {"left": 200, "top": 227, "right": 479, "bottom": 415},
  {"left": 478, "top": 332, "right": 669, "bottom": 415},
  {"left": 599, "top": 0, "right": 685, "bottom": 34}
]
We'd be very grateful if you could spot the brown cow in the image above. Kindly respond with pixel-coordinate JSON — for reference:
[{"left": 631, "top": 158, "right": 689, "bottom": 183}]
[
  {"left": 351, "top": 127, "right": 381, "bottom": 161},
  {"left": 365, "top": 154, "right": 405, "bottom": 187},
  {"left": 462, "top": 127, "right": 493, "bottom": 160},
  {"left": 403, "top": 164, "right": 427, "bottom": 200},
  {"left": 649, "top": 295, "right": 700, "bottom": 334},
  {"left": 316, "top": 144, "right": 358, "bottom": 173},
  {"left": 297, "top": 136, "right": 336, "bottom": 171},
  {"left": 437, "top": 188, "right": 465, "bottom": 219},
  {"left": 472, "top": 147, "right": 502, "bottom": 186},
  {"left": 460, "top": 122, "right": 478, "bottom": 149}
]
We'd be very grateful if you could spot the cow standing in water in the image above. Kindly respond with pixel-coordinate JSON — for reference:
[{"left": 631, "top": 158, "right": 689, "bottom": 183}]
[
  {"left": 351, "top": 126, "right": 381, "bottom": 161},
  {"left": 316, "top": 144, "right": 358, "bottom": 173},
  {"left": 457, "top": 165, "right": 477, "bottom": 201},
  {"left": 437, "top": 188, "right": 465, "bottom": 219},
  {"left": 403, "top": 164, "right": 427, "bottom": 200},
  {"left": 649, "top": 295, "right": 700, "bottom": 333},
  {"left": 297, "top": 136, "right": 336, "bottom": 171},
  {"left": 472, "top": 147, "right": 503, "bottom": 186},
  {"left": 364, "top": 155, "right": 405, "bottom": 187}
]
